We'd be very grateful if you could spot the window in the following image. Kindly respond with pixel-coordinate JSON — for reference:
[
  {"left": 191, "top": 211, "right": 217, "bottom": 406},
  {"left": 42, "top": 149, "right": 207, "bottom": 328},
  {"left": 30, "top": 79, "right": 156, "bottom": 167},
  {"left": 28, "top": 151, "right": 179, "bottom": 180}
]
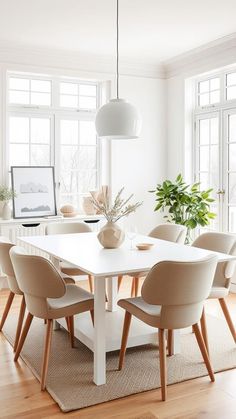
[
  {"left": 7, "top": 72, "right": 101, "bottom": 209},
  {"left": 194, "top": 69, "right": 236, "bottom": 233},
  {"left": 197, "top": 77, "right": 220, "bottom": 107},
  {"left": 60, "top": 81, "right": 97, "bottom": 109},
  {"left": 195, "top": 113, "right": 220, "bottom": 232},
  {"left": 59, "top": 119, "right": 98, "bottom": 205},
  {"left": 9, "top": 115, "right": 51, "bottom": 166},
  {"left": 226, "top": 72, "right": 236, "bottom": 101},
  {"left": 9, "top": 76, "right": 51, "bottom": 106}
]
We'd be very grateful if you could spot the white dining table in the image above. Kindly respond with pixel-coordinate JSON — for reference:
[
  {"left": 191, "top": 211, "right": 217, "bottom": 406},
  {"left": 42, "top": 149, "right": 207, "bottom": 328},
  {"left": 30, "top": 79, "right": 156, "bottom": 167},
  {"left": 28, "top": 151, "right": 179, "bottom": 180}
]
[{"left": 19, "top": 232, "right": 235, "bottom": 386}]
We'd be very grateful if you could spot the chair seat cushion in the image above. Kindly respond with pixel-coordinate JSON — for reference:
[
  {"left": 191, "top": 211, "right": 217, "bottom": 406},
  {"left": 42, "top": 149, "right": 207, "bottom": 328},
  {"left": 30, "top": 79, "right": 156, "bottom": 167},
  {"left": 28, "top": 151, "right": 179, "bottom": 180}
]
[
  {"left": 47, "top": 284, "right": 94, "bottom": 319},
  {"left": 208, "top": 286, "right": 229, "bottom": 299},
  {"left": 61, "top": 273, "right": 75, "bottom": 284},
  {"left": 118, "top": 297, "right": 161, "bottom": 328},
  {"left": 60, "top": 261, "right": 87, "bottom": 276}
]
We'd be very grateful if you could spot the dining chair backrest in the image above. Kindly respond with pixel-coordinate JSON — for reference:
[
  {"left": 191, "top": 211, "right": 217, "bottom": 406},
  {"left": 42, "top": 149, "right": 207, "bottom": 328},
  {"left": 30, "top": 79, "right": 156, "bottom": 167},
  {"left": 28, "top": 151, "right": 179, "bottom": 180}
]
[
  {"left": 192, "top": 232, "right": 236, "bottom": 289},
  {"left": 149, "top": 223, "right": 187, "bottom": 244},
  {"left": 45, "top": 221, "right": 92, "bottom": 235},
  {"left": 0, "top": 239, "right": 22, "bottom": 295},
  {"left": 10, "top": 246, "right": 66, "bottom": 319},
  {"left": 141, "top": 255, "right": 218, "bottom": 329}
]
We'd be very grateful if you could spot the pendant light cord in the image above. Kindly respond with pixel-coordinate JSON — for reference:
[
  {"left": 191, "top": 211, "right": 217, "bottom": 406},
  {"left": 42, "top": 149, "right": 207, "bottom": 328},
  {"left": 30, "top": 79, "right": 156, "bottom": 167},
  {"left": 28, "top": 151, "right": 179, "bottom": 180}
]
[{"left": 116, "top": 0, "right": 119, "bottom": 99}]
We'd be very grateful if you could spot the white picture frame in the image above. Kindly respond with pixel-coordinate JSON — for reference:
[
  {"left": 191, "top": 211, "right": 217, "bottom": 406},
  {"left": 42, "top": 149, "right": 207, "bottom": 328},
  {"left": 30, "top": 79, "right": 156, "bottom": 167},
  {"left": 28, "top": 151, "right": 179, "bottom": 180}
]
[{"left": 11, "top": 166, "right": 57, "bottom": 219}]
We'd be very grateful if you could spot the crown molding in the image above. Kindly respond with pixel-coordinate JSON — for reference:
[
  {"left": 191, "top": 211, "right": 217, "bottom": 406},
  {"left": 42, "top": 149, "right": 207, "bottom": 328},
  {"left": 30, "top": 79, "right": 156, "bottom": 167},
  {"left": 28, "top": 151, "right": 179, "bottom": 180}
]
[
  {"left": 1, "top": 34, "right": 236, "bottom": 81},
  {"left": 164, "top": 33, "right": 236, "bottom": 79},
  {"left": 0, "top": 41, "right": 165, "bottom": 80}
]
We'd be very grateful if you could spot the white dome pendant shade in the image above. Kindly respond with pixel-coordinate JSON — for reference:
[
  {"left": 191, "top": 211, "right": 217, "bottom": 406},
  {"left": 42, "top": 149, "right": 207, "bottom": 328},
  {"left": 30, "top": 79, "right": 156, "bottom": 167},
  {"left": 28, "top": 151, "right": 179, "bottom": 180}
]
[
  {"left": 95, "top": 0, "right": 141, "bottom": 140},
  {"left": 95, "top": 98, "right": 141, "bottom": 139}
]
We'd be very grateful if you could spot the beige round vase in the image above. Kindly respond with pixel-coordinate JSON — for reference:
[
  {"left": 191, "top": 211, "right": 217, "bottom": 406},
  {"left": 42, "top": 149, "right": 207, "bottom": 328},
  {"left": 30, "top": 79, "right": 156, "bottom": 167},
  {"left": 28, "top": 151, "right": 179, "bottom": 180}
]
[{"left": 97, "top": 221, "right": 125, "bottom": 249}]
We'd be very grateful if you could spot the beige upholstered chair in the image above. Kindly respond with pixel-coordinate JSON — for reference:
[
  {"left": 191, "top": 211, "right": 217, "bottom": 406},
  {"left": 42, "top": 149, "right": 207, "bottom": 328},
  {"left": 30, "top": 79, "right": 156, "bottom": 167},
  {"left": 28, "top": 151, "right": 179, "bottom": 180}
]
[
  {"left": 0, "top": 239, "right": 25, "bottom": 352},
  {"left": 0, "top": 238, "right": 75, "bottom": 347},
  {"left": 192, "top": 232, "right": 236, "bottom": 352},
  {"left": 45, "top": 222, "right": 93, "bottom": 292},
  {"left": 10, "top": 246, "right": 94, "bottom": 391},
  {"left": 118, "top": 255, "right": 217, "bottom": 401},
  {"left": 118, "top": 223, "right": 187, "bottom": 297}
]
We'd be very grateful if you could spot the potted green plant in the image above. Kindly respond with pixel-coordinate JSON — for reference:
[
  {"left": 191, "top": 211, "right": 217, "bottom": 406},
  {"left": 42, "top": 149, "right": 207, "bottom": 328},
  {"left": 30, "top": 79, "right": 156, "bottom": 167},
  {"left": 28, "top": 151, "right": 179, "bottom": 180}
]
[
  {"left": 0, "top": 186, "right": 16, "bottom": 220},
  {"left": 150, "top": 174, "right": 216, "bottom": 243}
]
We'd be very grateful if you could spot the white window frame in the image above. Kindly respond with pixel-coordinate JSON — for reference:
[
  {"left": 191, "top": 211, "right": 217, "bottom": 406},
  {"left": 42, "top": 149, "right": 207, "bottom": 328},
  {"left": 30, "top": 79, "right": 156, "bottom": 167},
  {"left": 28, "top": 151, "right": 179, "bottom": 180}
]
[
  {"left": 195, "top": 69, "right": 236, "bottom": 113},
  {"left": 5, "top": 71, "right": 102, "bottom": 208},
  {"left": 194, "top": 111, "right": 222, "bottom": 232},
  {"left": 58, "top": 78, "right": 98, "bottom": 111},
  {"left": 7, "top": 110, "right": 55, "bottom": 167},
  {"left": 54, "top": 112, "right": 101, "bottom": 205},
  {"left": 194, "top": 67, "right": 236, "bottom": 233},
  {"left": 7, "top": 73, "right": 53, "bottom": 108}
]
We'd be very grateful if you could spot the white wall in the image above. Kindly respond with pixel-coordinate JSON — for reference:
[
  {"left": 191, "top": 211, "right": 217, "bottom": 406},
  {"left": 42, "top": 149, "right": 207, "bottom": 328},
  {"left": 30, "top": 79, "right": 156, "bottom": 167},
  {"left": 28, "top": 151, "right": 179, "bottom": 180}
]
[
  {"left": 167, "top": 76, "right": 185, "bottom": 180},
  {"left": 112, "top": 75, "right": 167, "bottom": 234},
  {"left": 166, "top": 75, "right": 195, "bottom": 183}
]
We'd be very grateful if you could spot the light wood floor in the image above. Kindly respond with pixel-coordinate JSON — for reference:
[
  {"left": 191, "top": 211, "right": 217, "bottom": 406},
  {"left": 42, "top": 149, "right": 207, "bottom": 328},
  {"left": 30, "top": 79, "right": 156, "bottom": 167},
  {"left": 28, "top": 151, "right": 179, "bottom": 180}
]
[{"left": 1, "top": 279, "right": 236, "bottom": 419}]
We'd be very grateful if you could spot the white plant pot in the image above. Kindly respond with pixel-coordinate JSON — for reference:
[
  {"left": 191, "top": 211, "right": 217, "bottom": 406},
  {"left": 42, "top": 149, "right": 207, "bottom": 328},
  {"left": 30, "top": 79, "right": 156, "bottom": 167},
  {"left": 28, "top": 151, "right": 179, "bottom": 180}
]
[
  {"left": 0, "top": 201, "right": 4, "bottom": 217},
  {"left": 2, "top": 201, "right": 11, "bottom": 220}
]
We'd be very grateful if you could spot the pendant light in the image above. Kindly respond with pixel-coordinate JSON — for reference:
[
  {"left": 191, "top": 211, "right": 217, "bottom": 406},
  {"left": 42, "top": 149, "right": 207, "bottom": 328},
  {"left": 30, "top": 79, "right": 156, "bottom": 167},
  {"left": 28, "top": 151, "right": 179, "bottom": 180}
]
[{"left": 95, "top": 0, "right": 141, "bottom": 139}]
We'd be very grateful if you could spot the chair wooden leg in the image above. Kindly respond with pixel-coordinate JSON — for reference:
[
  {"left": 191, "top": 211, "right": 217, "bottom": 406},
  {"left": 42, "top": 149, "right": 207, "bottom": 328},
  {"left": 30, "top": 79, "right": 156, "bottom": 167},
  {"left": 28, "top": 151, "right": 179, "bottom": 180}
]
[
  {"left": 90, "top": 309, "right": 94, "bottom": 326},
  {"left": 14, "top": 312, "right": 33, "bottom": 362},
  {"left": 131, "top": 277, "right": 139, "bottom": 297},
  {"left": 0, "top": 291, "right": 14, "bottom": 331},
  {"left": 192, "top": 323, "right": 215, "bottom": 382},
  {"left": 117, "top": 275, "right": 123, "bottom": 292},
  {"left": 68, "top": 316, "right": 74, "bottom": 348},
  {"left": 134, "top": 277, "right": 139, "bottom": 297},
  {"left": 219, "top": 298, "right": 236, "bottom": 342},
  {"left": 13, "top": 296, "right": 26, "bottom": 352},
  {"left": 65, "top": 317, "right": 70, "bottom": 331},
  {"left": 88, "top": 275, "right": 93, "bottom": 293},
  {"left": 118, "top": 311, "right": 132, "bottom": 370},
  {"left": 158, "top": 328, "right": 167, "bottom": 401},
  {"left": 41, "top": 319, "right": 53, "bottom": 391},
  {"left": 167, "top": 329, "right": 173, "bottom": 356},
  {"left": 200, "top": 306, "right": 209, "bottom": 355}
]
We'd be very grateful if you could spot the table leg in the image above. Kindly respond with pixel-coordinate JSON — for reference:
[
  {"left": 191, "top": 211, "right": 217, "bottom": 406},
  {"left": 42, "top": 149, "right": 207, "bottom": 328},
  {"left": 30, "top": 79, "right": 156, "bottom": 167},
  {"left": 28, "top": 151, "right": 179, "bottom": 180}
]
[
  {"left": 94, "top": 276, "right": 106, "bottom": 385},
  {"left": 50, "top": 257, "right": 61, "bottom": 331},
  {"left": 106, "top": 276, "right": 118, "bottom": 312}
]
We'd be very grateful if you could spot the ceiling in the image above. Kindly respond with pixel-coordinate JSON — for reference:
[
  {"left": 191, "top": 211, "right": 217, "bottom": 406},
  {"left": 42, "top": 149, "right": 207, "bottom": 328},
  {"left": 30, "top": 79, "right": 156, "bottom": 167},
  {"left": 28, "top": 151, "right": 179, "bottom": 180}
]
[{"left": 1, "top": 0, "right": 236, "bottom": 65}]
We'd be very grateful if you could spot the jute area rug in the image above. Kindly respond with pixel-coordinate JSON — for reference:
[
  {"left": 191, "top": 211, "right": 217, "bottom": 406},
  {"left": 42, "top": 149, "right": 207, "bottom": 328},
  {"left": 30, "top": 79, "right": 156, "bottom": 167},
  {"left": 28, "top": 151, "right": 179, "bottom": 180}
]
[{"left": 3, "top": 314, "right": 236, "bottom": 412}]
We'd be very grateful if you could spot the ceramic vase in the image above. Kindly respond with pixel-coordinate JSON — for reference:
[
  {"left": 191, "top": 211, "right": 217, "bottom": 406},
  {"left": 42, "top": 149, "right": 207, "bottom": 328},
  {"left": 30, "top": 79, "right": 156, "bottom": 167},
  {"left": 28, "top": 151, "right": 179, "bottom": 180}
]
[
  {"left": 82, "top": 196, "right": 96, "bottom": 215},
  {"left": 2, "top": 201, "right": 11, "bottom": 220},
  {"left": 0, "top": 201, "right": 4, "bottom": 218},
  {"left": 97, "top": 221, "right": 125, "bottom": 249}
]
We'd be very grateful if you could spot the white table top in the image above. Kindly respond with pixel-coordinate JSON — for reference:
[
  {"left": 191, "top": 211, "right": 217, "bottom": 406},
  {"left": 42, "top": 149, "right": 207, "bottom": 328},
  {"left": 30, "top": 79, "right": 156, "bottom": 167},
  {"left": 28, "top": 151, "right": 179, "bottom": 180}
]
[{"left": 19, "top": 232, "right": 236, "bottom": 277}]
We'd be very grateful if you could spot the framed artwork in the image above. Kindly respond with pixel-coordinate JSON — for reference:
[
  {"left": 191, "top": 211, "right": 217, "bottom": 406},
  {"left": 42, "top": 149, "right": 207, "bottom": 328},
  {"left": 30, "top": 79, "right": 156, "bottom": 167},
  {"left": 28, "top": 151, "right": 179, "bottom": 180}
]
[{"left": 11, "top": 166, "right": 57, "bottom": 219}]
